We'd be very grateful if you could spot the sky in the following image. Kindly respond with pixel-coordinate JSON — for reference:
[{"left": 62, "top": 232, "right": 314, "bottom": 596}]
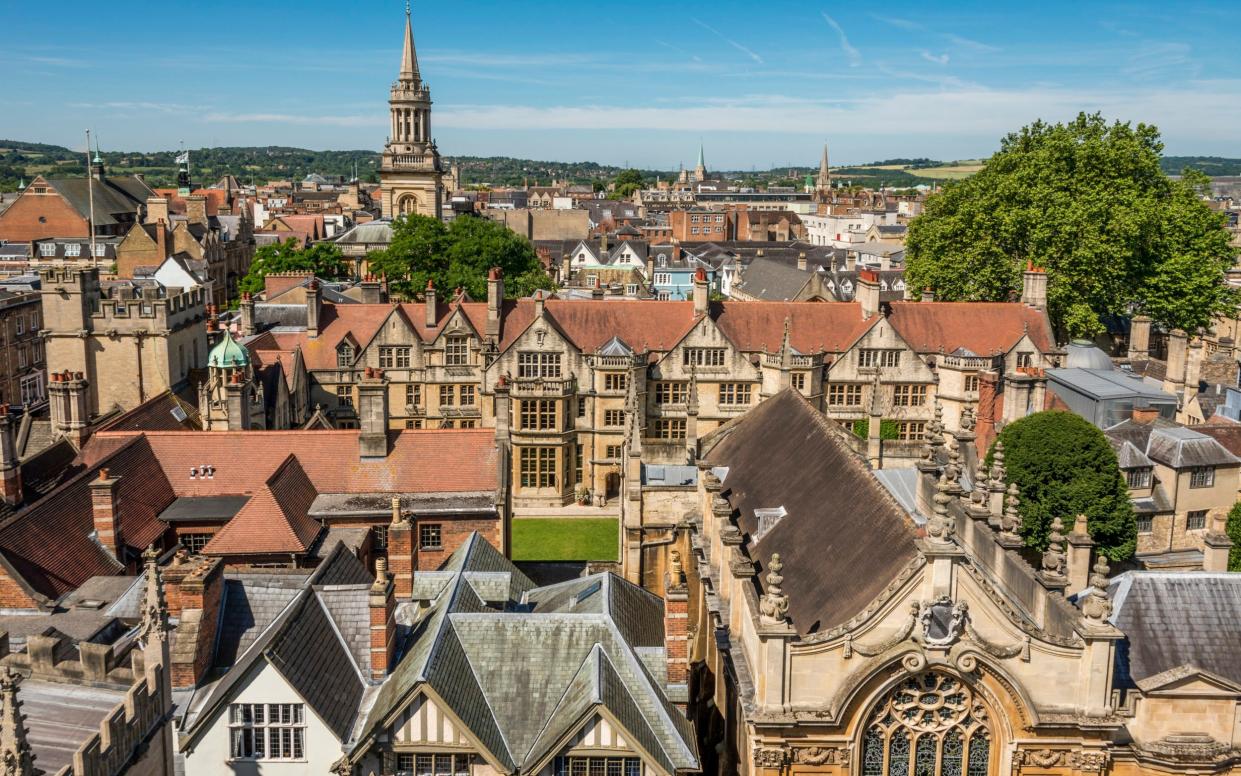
[{"left": 2, "top": 0, "right": 1239, "bottom": 169}]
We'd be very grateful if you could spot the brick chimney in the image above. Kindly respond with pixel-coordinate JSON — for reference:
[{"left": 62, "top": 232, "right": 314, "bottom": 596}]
[
  {"left": 857, "top": 269, "right": 881, "bottom": 319},
  {"left": 692, "top": 267, "right": 708, "bottom": 316},
  {"left": 1128, "top": 315, "right": 1151, "bottom": 360},
  {"left": 163, "top": 554, "right": 224, "bottom": 687},
  {"left": 0, "top": 406, "right": 21, "bottom": 506},
  {"left": 387, "top": 497, "right": 414, "bottom": 598},
  {"left": 155, "top": 220, "right": 168, "bottom": 260},
  {"left": 424, "top": 279, "right": 437, "bottom": 328},
  {"left": 145, "top": 196, "right": 169, "bottom": 225},
  {"left": 1021, "top": 262, "right": 1048, "bottom": 309},
  {"left": 1163, "top": 328, "right": 1188, "bottom": 396},
  {"left": 358, "top": 367, "right": 390, "bottom": 458},
  {"left": 663, "top": 550, "right": 689, "bottom": 705},
  {"left": 306, "top": 279, "right": 321, "bottom": 338},
  {"left": 185, "top": 195, "right": 208, "bottom": 226},
  {"left": 360, "top": 274, "right": 383, "bottom": 304},
  {"left": 90, "top": 468, "right": 123, "bottom": 563},
  {"left": 368, "top": 557, "right": 396, "bottom": 680},
  {"left": 486, "top": 267, "right": 504, "bottom": 341},
  {"left": 975, "top": 371, "right": 1001, "bottom": 455},
  {"left": 239, "top": 292, "right": 255, "bottom": 337}
]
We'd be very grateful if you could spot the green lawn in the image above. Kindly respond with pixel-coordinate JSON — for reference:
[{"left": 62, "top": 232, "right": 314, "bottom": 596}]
[{"left": 511, "top": 518, "right": 619, "bottom": 562}]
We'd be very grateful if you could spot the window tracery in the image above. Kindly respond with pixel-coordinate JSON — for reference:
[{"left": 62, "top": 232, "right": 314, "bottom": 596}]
[{"left": 859, "top": 672, "right": 991, "bottom": 776}]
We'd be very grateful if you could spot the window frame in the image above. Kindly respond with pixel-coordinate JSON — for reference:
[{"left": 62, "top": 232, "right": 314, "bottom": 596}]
[
  {"left": 419, "top": 523, "right": 442, "bottom": 550},
  {"left": 228, "top": 703, "right": 305, "bottom": 762},
  {"left": 1189, "top": 466, "right": 1215, "bottom": 489}
]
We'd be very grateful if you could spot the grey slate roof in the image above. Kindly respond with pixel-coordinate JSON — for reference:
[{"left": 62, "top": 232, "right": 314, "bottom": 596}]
[
  {"left": 46, "top": 175, "right": 152, "bottom": 225},
  {"left": 733, "top": 258, "right": 812, "bottom": 301},
  {"left": 1110, "top": 572, "right": 1241, "bottom": 689},
  {"left": 1105, "top": 418, "right": 1240, "bottom": 469}
]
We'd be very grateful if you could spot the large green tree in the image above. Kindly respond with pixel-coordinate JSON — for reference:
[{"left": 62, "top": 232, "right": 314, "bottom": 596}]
[
  {"left": 905, "top": 113, "right": 1236, "bottom": 338},
  {"left": 1227, "top": 501, "right": 1241, "bottom": 572},
  {"left": 985, "top": 410, "right": 1137, "bottom": 561},
  {"left": 238, "top": 238, "right": 348, "bottom": 298},
  {"left": 369, "top": 213, "right": 553, "bottom": 300}
]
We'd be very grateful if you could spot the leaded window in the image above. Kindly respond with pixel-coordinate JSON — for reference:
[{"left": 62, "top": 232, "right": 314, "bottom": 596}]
[{"left": 859, "top": 672, "right": 991, "bottom": 776}]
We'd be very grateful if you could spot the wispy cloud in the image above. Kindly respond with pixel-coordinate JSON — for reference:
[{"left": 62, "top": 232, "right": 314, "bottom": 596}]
[
  {"left": 691, "top": 18, "right": 763, "bottom": 64},
  {"left": 70, "top": 101, "right": 204, "bottom": 114},
  {"left": 920, "top": 51, "right": 950, "bottom": 65},
  {"left": 1122, "top": 41, "right": 1196, "bottom": 80},
  {"left": 656, "top": 40, "right": 703, "bottom": 64},
  {"left": 203, "top": 112, "right": 384, "bottom": 128},
  {"left": 944, "top": 34, "right": 1001, "bottom": 54},
  {"left": 820, "top": 12, "right": 862, "bottom": 67},
  {"left": 24, "top": 55, "right": 86, "bottom": 67},
  {"left": 871, "top": 15, "right": 923, "bottom": 31}
]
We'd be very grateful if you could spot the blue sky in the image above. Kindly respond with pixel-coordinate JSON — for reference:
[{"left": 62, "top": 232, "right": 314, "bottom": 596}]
[{"left": 2, "top": 0, "right": 1238, "bottom": 168}]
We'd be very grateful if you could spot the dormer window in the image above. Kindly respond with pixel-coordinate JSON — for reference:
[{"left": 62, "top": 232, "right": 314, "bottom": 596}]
[
  {"left": 336, "top": 343, "right": 354, "bottom": 368},
  {"left": 38, "top": 243, "right": 56, "bottom": 258}
]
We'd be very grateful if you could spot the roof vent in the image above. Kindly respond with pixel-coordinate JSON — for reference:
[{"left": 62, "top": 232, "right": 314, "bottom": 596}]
[
  {"left": 572, "top": 579, "right": 602, "bottom": 606},
  {"left": 752, "top": 506, "right": 788, "bottom": 542}
]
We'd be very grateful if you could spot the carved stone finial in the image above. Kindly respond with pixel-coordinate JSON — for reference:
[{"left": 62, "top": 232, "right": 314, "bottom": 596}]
[
  {"left": 1041, "top": 517, "right": 1068, "bottom": 581},
  {"left": 971, "top": 458, "right": 989, "bottom": 507},
  {"left": 138, "top": 545, "right": 169, "bottom": 642},
  {"left": 759, "top": 554, "right": 790, "bottom": 624},
  {"left": 999, "top": 482, "right": 1023, "bottom": 543},
  {"left": 927, "top": 473, "right": 957, "bottom": 544},
  {"left": 389, "top": 496, "right": 405, "bottom": 529},
  {"left": 668, "top": 549, "right": 684, "bottom": 582},
  {"left": 0, "top": 667, "right": 35, "bottom": 776},
  {"left": 989, "top": 441, "right": 1006, "bottom": 488},
  {"left": 960, "top": 401, "right": 976, "bottom": 433},
  {"left": 944, "top": 437, "right": 962, "bottom": 488},
  {"left": 1081, "top": 554, "right": 1114, "bottom": 624},
  {"left": 330, "top": 755, "right": 354, "bottom": 776},
  {"left": 930, "top": 400, "right": 945, "bottom": 437}
]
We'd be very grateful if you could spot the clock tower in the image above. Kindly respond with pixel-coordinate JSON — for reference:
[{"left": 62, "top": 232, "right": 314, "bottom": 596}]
[{"left": 379, "top": 3, "right": 444, "bottom": 219}]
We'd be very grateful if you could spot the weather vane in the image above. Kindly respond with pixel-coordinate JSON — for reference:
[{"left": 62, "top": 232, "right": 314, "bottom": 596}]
[{"left": 405, "top": 0, "right": 410, "bottom": 16}]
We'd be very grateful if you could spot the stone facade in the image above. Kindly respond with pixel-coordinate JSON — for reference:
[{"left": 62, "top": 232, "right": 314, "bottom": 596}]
[{"left": 379, "top": 8, "right": 443, "bottom": 219}]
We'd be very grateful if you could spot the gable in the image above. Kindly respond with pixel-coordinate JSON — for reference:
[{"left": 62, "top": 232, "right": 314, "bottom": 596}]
[
  {"left": 390, "top": 691, "right": 475, "bottom": 747},
  {"left": 562, "top": 713, "right": 635, "bottom": 754}
]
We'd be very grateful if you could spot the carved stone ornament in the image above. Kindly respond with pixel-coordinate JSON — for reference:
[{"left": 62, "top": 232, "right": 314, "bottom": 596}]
[
  {"left": 759, "top": 554, "right": 790, "bottom": 624},
  {"left": 960, "top": 401, "right": 976, "bottom": 432},
  {"left": 919, "top": 596, "right": 968, "bottom": 648},
  {"left": 793, "top": 746, "right": 849, "bottom": 766},
  {"left": 1017, "top": 748, "right": 1067, "bottom": 767},
  {"left": 1041, "top": 516, "right": 1068, "bottom": 580},
  {"left": 754, "top": 747, "right": 788, "bottom": 769},
  {"left": 330, "top": 755, "right": 353, "bottom": 776},
  {"left": 844, "top": 602, "right": 920, "bottom": 658},
  {"left": 1080, "top": 554, "right": 1114, "bottom": 624},
  {"left": 1067, "top": 749, "right": 1110, "bottom": 772},
  {"left": 999, "top": 482, "right": 1023, "bottom": 544}
]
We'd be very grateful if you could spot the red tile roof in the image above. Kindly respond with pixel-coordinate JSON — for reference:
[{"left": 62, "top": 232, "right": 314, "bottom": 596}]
[
  {"left": 886, "top": 302, "right": 1055, "bottom": 355},
  {"left": 712, "top": 301, "right": 876, "bottom": 353},
  {"left": 203, "top": 455, "right": 321, "bottom": 556},
  {"left": 0, "top": 436, "right": 174, "bottom": 601}
]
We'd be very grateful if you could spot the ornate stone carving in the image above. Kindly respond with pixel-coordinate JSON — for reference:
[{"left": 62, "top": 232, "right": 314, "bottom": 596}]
[
  {"left": 988, "top": 440, "right": 1006, "bottom": 490},
  {"left": 0, "top": 667, "right": 34, "bottom": 776},
  {"left": 1080, "top": 554, "right": 1113, "bottom": 624},
  {"left": 919, "top": 596, "right": 968, "bottom": 648},
  {"left": 137, "top": 545, "right": 169, "bottom": 644},
  {"left": 844, "top": 602, "right": 920, "bottom": 658},
  {"left": 759, "top": 554, "right": 790, "bottom": 624},
  {"left": 964, "top": 620, "right": 1031, "bottom": 661},
  {"left": 999, "top": 482, "right": 1023, "bottom": 544},
  {"left": 668, "top": 549, "right": 684, "bottom": 582},
  {"left": 1067, "top": 749, "right": 1110, "bottom": 772},
  {"left": 753, "top": 747, "right": 788, "bottom": 769},
  {"left": 1041, "top": 516, "right": 1068, "bottom": 582},
  {"left": 926, "top": 474, "right": 957, "bottom": 545},
  {"left": 1144, "top": 733, "right": 1234, "bottom": 763},
  {"left": 330, "top": 755, "right": 354, "bottom": 776},
  {"left": 793, "top": 746, "right": 849, "bottom": 766},
  {"left": 1017, "top": 748, "right": 1067, "bottom": 767}
]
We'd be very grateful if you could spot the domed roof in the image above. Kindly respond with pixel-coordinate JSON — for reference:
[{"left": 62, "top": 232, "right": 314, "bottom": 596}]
[
  {"left": 1064, "top": 339, "right": 1113, "bottom": 370},
  {"left": 208, "top": 334, "right": 250, "bottom": 369}
]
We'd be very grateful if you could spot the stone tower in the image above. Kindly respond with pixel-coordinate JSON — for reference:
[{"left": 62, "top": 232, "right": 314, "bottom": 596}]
[
  {"left": 379, "top": 2, "right": 444, "bottom": 220},
  {"left": 816, "top": 142, "right": 831, "bottom": 191},
  {"left": 693, "top": 143, "right": 707, "bottom": 183}
]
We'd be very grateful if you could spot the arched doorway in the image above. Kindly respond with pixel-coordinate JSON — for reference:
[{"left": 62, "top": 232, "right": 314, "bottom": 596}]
[{"left": 858, "top": 671, "right": 992, "bottom": 776}]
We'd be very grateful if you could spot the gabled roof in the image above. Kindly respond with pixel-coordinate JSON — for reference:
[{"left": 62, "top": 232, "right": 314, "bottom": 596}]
[
  {"left": 203, "top": 455, "right": 321, "bottom": 556},
  {"left": 701, "top": 389, "right": 919, "bottom": 634},
  {"left": 885, "top": 301, "right": 1055, "bottom": 354}
]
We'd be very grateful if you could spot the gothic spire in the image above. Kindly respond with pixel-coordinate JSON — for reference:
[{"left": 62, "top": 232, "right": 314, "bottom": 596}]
[
  {"left": 399, "top": 1, "right": 421, "bottom": 83},
  {"left": 0, "top": 667, "right": 35, "bottom": 776},
  {"left": 816, "top": 142, "right": 830, "bottom": 188}
]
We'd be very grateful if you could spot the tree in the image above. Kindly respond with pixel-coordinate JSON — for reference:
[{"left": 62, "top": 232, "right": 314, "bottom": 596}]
[
  {"left": 1227, "top": 501, "right": 1241, "bottom": 572},
  {"left": 985, "top": 410, "right": 1136, "bottom": 561},
  {"left": 905, "top": 113, "right": 1236, "bottom": 339},
  {"left": 371, "top": 213, "right": 553, "bottom": 300},
  {"left": 238, "top": 238, "right": 348, "bottom": 298},
  {"left": 613, "top": 168, "right": 645, "bottom": 198}
]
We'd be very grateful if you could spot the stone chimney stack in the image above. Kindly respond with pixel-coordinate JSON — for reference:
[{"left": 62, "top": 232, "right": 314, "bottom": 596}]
[
  {"left": 797, "top": 251, "right": 808, "bottom": 272},
  {"left": 921, "top": 287, "right": 935, "bottom": 303},
  {"left": 857, "top": 269, "right": 881, "bottom": 319},
  {"left": 692, "top": 267, "right": 709, "bottom": 316},
  {"left": 239, "top": 292, "right": 255, "bottom": 337},
  {"left": 1066, "top": 514, "right": 1094, "bottom": 592},
  {"left": 358, "top": 368, "right": 390, "bottom": 458},
  {"left": 145, "top": 196, "right": 169, "bottom": 225},
  {"left": 1186, "top": 338, "right": 1204, "bottom": 397},
  {"left": 387, "top": 497, "right": 414, "bottom": 599},
  {"left": 1163, "top": 328, "right": 1188, "bottom": 396},
  {"left": 1203, "top": 512, "right": 1233, "bottom": 573},
  {"left": 1021, "top": 261, "right": 1047, "bottom": 309},
  {"left": 0, "top": 407, "right": 20, "bottom": 506},
  {"left": 486, "top": 268, "right": 504, "bottom": 341},
  {"left": 368, "top": 557, "right": 396, "bottom": 680},
  {"left": 185, "top": 195, "right": 208, "bottom": 226},
  {"left": 225, "top": 370, "right": 250, "bottom": 431},
  {"left": 90, "top": 468, "right": 123, "bottom": 563},
  {"left": 360, "top": 274, "right": 383, "bottom": 304},
  {"left": 561, "top": 255, "right": 572, "bottom": 286},
  {"left": 1128, "top": 315, "right": 1151, "bottom": 360},
  {"left": 306, "top": 279, "right": 321, "bottom": 338},
  {"left": 424, "top": 280, "right": 437, "bottom": 328}
]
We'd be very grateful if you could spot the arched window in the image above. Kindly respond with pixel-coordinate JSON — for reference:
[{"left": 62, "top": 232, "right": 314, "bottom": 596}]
[{"left": 859, "top": 672, "right": 991, "bottom": 776}]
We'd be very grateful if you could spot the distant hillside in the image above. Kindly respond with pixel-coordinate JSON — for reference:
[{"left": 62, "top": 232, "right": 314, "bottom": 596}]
[{"left": 3, "top": 140, "right": 1239, "bottom": 194}]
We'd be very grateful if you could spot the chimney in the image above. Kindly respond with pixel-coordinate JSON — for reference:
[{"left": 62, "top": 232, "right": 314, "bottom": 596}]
[
  {"left": 155, "top": 219, "right": 168, "bottom": 260},
  {"left": 185, "top": 195, "right": 208, "bottom": 226},
  {"left": 1186, "top": 338, "right": 1204, "bottom": 397},
  {"left": 65, "top": 372, "right": 90, "bottom": 447},
  {"left": 797, "top": 251, "right": 807, "bottom": 272},
  {"left": 239, "top": 292, "right": 255, "bottom": 337},
  {"left": 645, "top": 256, "right": 655, "bottom": 284},
  {"left": 692, "top": 267, "right": 709, "bottom": 316},
  {"left": 225, "top": 370, "right": 250, "bottom": 430},
  {"left": 1021, "top": 261, "right": 1047, "bottom": 309},
  {"left": 921, "top": 287, "right": 935, "bottom": 303},
  {"left": 486, "top": 268, "right": 503, "bottom": 341},
  {"left": 1163, "top": 328, "right": 1188, "bottom": 395},
  {"left": 91, "top": 469, "right": 123, "bottom": 563},
  {"left": 534, "top": 289, "right": 546, "bottom": 318},
  {"left": 495, "top": 376, "right": 512, "bottom": 446},
  {"left": 663, "top": 550, "right": 689, "bottom": 700},
  {"left": 306, "top": 279, "right": 321, "bottom": 338},
  {"left": 360, "top": 274, "right": 383, "bottom": 304},
  {"left": 163, "top": 555, "right": 225, "bottom": 687},
  {"left": 145, "top": 197, "right": 169, "bottom": 225},
  {"left": 1066, "top": 514, "right": 1094, "bottom": 592},
  {"left": 857, "top": 270, "right": 880, "bottom": 319},
  {"left": 1203, "top": 512, "right": 1233, "bottom": 573},
  {"left": 387, "top": 497, "right": 414, "bottom": 598},
  {"left": 591, "top": 278, "right": 604, "bottom": 301},
  {"left": 1132, "top": 406, "right": 1159, "bottom": 424},
  {"left": 845, "top": 251, "right": 857, "bottom": 271},
  {"left": 424, "top": 280, "right": 437, "bottom": 328},
  {"left": 358, "top": 367, "right": 390, "bottom": 458},
  {"left": 1128, "top": 315, "right": 1151, "bottom": 360},
  {"left": 368, "top": 557, "right": 396, "bottom": 680},
  {"left": 0, "top": 407, "right": 21, "bottom": 506},
  {"left": 560, "top": 254, "right": 572, "bottom": 285},
  {"left": 975, "top": 371, "right": 1001, "bottom": 455}
]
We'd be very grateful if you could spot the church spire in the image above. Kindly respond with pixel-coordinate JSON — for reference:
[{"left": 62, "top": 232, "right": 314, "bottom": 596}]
[
  {"left": 816, "top": 142, "right": 830, "bottom": 189},
  {"left": 399, "top": 1, "right": 421, "bottom": 83}
]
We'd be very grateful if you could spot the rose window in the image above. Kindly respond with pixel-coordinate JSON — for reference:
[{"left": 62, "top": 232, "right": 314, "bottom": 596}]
[{"left": 860, "top": 672, "right": 991, "bottom": 776}]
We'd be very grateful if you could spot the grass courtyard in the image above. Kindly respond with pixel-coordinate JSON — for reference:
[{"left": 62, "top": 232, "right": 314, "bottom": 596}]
[{"left": 511, "top": 518, "right": 619, "bottom": 562}]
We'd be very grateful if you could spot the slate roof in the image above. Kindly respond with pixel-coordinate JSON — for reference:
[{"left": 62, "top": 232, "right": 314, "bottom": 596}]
[
  {"left": 97, "top": 390, "right": 201, "bottom": 432},
  {"left": 1109, "top": 572, "right": 1241, "bottom": 689},
  {"left": 1105, "top": 418, "right": 1240, "bottom": 470},
  {"left": 45, "top": 175, "right": 152, "bottom": 225},
  {"left": 701, "top": 389, "right": 919, "bottom": 635},
  {"left": 356, "top": 534, "right": 697, "bottom": 772},
  {"left": 733, "top": 258, "right": 813, "bottom": 301}
]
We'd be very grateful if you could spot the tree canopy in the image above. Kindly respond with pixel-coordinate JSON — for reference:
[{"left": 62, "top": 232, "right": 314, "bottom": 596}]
[
  {"left": 986, "top": 410, "right": 1137, "bottom": 561},
  {"left": 905, "top": 113, "right": 1236, "bottom": 338},
  {"left": 238, "top": 238, "right": 348, "bottom": 298},
  {"left": 367, "top": 214, "right": 553, "bottom": 300},
  {"left": 1227, "top": 501, "right": 1241, "bottom": 572}
]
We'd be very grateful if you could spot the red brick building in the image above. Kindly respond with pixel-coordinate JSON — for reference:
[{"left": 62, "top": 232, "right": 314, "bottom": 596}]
[{"left": 0, "top": 169, "right": 151, "bottom": 243}]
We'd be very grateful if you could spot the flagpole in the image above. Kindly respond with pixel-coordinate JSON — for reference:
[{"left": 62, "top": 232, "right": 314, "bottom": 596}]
[{"left": 85, "top": 129, "right": 97, "bottom": 266}]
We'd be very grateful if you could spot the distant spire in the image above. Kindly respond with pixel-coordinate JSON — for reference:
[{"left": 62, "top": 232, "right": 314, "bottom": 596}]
[
  {"left": 696, "top": 143, "right": 706, "bottom": 170},
  {"left": 817, "top": 142, "right": 830, "bottom": 188},
  {"left": 399, "top": 1, "right": 421, "bottom": 83}
]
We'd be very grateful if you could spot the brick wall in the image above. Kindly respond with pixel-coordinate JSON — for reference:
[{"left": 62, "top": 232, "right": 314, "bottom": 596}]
[
  {"left": 0, "top": 190, "right": 89, "bottom": 242},
  {"left": 413, "top": 516, "right": 501, "bottom": 571},
  {"left": 0, "top": 567, "right": 38, "bottom": 608}
]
